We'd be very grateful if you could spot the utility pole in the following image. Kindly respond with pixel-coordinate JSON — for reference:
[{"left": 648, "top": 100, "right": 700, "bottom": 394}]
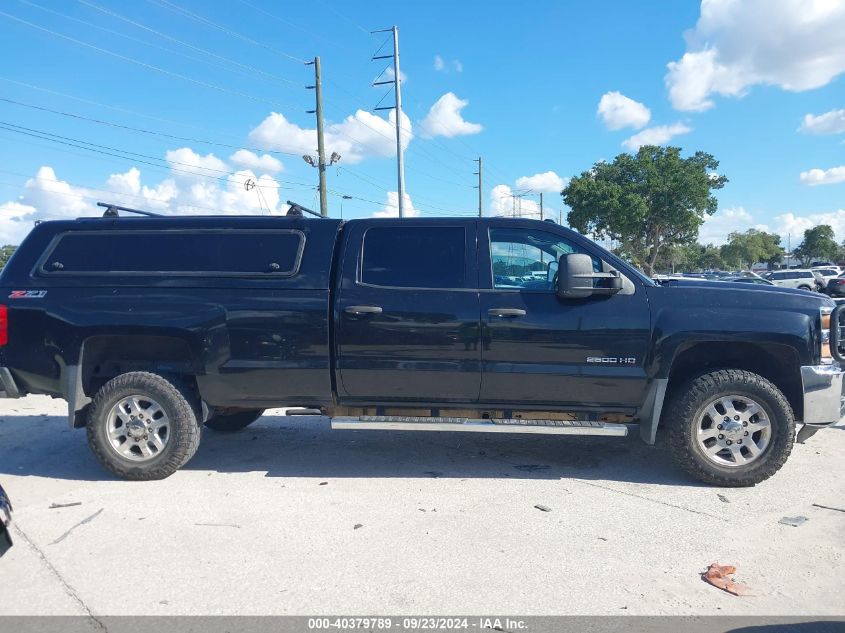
[
  {"left": 305, "top": 56, "right": 328, "bottom": 217},
  {"left": 372, "top": 26, "right": 406, "bottom": 217},
  {"left": 539, "top": 192, "right": 544, "bottom": 221},
  {"left": 787, "top": 233, "right": 791, "bottom": 269},
  {"left": 473, "top": 157, "right": 482, "bottom": 216}
]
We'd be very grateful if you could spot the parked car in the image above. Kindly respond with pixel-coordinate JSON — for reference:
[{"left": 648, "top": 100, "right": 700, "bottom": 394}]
[
  {"left": 718, "top": 276, "right": 776, "bottom": 287},
  {"left": 824, "top": 274, "right": 845, "bottom": 297},
  {"left": 813, "top": 267, "right": 842, "bottom": 286},
  {"left": 0, "top": 483, "right": 11, "bottom": 557},
  {"left": 765, "top": 269, "right": 824, "bottom": 291},
  {"left": 0, "top": 209, "right": 842, "bottom": 487}
]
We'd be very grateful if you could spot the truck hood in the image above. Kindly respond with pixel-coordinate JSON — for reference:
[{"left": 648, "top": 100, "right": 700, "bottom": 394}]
[{"left": 653, "top": 279, "right": 835, "bottom": 310}]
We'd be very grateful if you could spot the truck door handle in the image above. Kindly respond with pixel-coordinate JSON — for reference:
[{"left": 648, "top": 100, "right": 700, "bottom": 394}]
[
  {"left": 488, "top": 308, "right": 526, "bottom": 318},
  {"left": 345, "top": 305, "right": 383, "bottom": 316}
]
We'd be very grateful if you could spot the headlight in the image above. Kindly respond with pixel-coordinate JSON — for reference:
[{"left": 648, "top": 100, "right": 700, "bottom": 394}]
[{"left": 820, "top": 307, "right": 833, "bottom": 362}]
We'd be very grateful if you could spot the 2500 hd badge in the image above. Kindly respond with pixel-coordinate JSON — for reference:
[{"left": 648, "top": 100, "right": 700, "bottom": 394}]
[{"left": 586, "top": 356, "right": 637, "bottom": 364}]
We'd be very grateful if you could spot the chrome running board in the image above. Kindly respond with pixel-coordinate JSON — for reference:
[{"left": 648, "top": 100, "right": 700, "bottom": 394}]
[{"left": 330, "top": 416, "right": 628, "bottom": 436}]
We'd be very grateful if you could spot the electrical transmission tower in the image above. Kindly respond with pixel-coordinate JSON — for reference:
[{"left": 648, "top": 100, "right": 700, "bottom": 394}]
[{"left": 371, "top": 26, "right": 406, "bottom": 217}]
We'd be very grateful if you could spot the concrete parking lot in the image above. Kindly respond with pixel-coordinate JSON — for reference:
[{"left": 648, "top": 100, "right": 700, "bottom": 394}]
[{"left": 0, "top": 395, "right": 843, "bottom": 617}]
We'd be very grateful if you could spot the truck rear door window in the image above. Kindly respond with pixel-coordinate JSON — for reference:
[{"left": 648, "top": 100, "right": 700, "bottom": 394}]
[
  {"left": 361, "top": 226, "right": 465, "bottom": 288},
  {"left": 41, "top": 230, "right": 304, "bottom": 276}
]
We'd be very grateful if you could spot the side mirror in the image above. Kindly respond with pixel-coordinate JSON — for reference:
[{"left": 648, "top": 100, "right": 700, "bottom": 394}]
[{"left": 556, "top": 253, "right": 623, "bottom": 299}]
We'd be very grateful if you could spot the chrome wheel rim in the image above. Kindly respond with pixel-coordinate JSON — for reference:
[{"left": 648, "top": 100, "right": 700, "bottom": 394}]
[
  {"left": 695, "top": 394, "right": 771, "bottom": 468},
  {"left": 106, "top": 395, "right": 170, "bottom": 461}
]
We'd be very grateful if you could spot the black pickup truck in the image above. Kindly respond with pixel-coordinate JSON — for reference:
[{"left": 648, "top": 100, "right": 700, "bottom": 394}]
[{"left": 0, "top": 210, "right": 842, "bottom": 486}]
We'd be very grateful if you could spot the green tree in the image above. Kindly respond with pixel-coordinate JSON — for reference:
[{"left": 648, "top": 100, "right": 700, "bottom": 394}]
[
  {"left": 0, "top": 245, "right": 16, "bottom": 269},
  {"left": 562, "top": 146, "right": 727, "bottom": 275},
  {"left": 719, "top": 229, "right": 784, "bottom": 269},
  {"left": 794, "top": 225, "right": 838, "bottom": 265},
  {"left": 653, "top": 243, "right": 723, "bottom": 273}
]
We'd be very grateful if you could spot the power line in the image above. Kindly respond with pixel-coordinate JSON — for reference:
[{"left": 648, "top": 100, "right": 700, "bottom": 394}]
[
  {"left": 318, "top": 0, "right": 374, "bottom": 37},
  {"left": 233, "top": 0, "right": 335, "bottom": 48},
  {"left": 0, "top": 96, "right": 300, "bottom": 157},
  {"left": 18, "top": 0, "right": 289, "bottom": 88},
  {"left": 0, "top": 84, "right": 473, "bottom": 203},
  {"left": 335, "top": 166, "right": 462, "bottom": 213},
  {"left": 0, "top": 76, "right": 237, "bottom": 135},
  {"left": 6, "top": 7, "right": 478, "bottom": 191},
  {"left": 150, "top": 0, "right": 308, "bottom": 64},
  {"left": 0, "top": 10, "right": 298, "bottom": 109},
  {"left": 325, "top": 188, "right": 476, "bottom": 218},
  {"left": 78, "top": 0, "right": 299, "bottom": 86},
  {"left": 0, "top": 121, "right": 315, "bottom": 189}
]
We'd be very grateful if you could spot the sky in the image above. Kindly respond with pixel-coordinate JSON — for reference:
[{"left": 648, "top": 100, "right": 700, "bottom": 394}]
[{"left": 0, "top": 0, "right": 843, "bottom": 247}]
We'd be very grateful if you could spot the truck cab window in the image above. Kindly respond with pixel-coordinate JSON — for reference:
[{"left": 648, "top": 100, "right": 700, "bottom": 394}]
[
  {"left": 490, "top": 227, "right": 598, "bottom": 290},
  {"left": 361, "top": 226, "right": 465, "bottom": 288}
]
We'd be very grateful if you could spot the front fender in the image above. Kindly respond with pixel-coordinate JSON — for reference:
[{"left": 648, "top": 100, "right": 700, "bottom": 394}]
[{"left": 649, "top": 306, "right": 814, "bottom": 378}]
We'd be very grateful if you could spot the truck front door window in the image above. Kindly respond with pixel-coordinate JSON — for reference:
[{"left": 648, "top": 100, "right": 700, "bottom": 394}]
[{"left": 489, "top": 227, "right": 598, "bottom": 291}]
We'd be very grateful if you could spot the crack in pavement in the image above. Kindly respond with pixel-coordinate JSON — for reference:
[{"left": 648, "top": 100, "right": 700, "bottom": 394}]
[
  {"left": 13, "top": 523, "right": 107, "bottom": 631},
  {"left": 418, "top": 435, "right": 729, "bottom": 522},
  {"left": 571, "top": 480, "right": 729, "bottom": 522}
]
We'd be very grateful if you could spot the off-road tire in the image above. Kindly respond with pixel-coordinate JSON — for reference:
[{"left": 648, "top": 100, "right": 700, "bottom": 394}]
[
  {"left": 205, "top": 409, "right": 264, "bottom": 433},
  {"left": 86, "top": 372, "right": 201, "bottom": 480},
  {"left": 666, "top": 369, "right": 794, "bottom": 487}
]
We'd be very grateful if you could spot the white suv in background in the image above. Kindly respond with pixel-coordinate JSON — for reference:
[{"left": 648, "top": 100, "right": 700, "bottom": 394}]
[
  {"left": 812, "top": 267, "right": 842, "bottom": 285},
  {"left": 765, "top": 269, "right": 823, "bottom": 291}
]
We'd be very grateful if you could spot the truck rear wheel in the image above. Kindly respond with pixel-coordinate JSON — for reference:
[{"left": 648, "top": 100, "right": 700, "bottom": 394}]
[
  {"left": 666, "top": 369, "right": 794, "bottom": 487},
  {"left": 86, "top": 372, "right": 201, "bottom": 480},
  {"left": 205, "top": 409, "right": 264, "bottom": 432}
]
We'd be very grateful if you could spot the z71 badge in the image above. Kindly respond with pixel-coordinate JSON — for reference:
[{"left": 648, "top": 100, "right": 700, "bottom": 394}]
[{"left": 8, "top": 290, "right": 47, "bottom": 299}]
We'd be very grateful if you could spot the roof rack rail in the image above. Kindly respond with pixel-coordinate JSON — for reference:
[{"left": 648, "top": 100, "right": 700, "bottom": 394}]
[
  {"left": 97, "top": 202, "right": 161, "bottom": 217},
  {"left": 285, "top": 200, "right": 323, "bottom": 218}
]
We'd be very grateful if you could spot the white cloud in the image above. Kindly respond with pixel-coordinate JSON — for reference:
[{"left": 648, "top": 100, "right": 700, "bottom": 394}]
[
  {"left": 248, "top": 109, "right": 412, "bottom": 165},
  {"left": 0, "top": 158, "right": 295, "bottom": 243},
  {"left": 799, "top": 165, "right": 845, "bottom": 186},
  {"left": 775, "top": 209, "right": 845, "bottom": 243},
  {"left": 433, "top": 55, "right": 462, "bottom": 72},
  {"left": 622, "top": 123, "right": 692, "bottom": 150},
  {"left": 229, "top": 149, "right": 283, "bottom": 173},
  {"left": 698, "top": 206, "right": 767, "bottom": 245},
  {"left": 0, "top": 201, "right": 38, "bottom": 245},
  {"left": 165, "top": 147, "right": 228, "bottom": 176},
  {"left": 596, "top": 91, "right": 651, "bottom": 130},
  {"left": 383, "top": 66, "right": 407, "bottom": 83},
  {"left": 419, "top": 92, "right": 482, "bottom": 138},
  {"left": 372, "top": 191, "right": 420, "bottom": 218},
  {"left": 247, "top": 112, "right": 316, "bottom": 156},
  {"left": 666, "top": 0, "right": 845, "bottom": 111},
  {"left": 799, "top": 108, "right": 845, "bottom": 135},
  {"left": 699, "top": 205, "right": 845, "bottom": 248},
  {"left": 515, "top": 171, "right": 567, "bottom": 193}
]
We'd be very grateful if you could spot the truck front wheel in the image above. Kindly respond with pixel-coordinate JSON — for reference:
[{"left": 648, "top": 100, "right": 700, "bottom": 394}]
[
  {"left": 86, "top": 372, "right": 202, "bottom": 480},
  {"left": 666, "top": 369, "right": 795, "bottom": 487},
  {"left": 205, "top": 409, "right": 264, "bottom": 432}
]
